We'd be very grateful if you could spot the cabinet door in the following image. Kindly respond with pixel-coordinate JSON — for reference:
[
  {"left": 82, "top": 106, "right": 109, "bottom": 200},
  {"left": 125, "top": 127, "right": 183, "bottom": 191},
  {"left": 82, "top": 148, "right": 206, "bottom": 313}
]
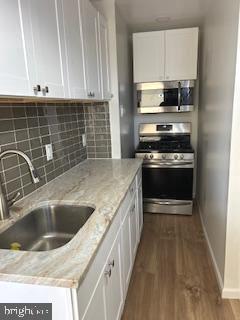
[
  {"left": 61, "top": 0, "right": 87, "bottom": 99},
  {"left": 82, "top": 0, "right": 101, "bottom": 99},
  {"left": 105, "top": 234, "right": 123, "bottom": 320},
  {"left": 133, "top": 31, "right": 165, "bottom": 83},
  {"left": 129, "top": 199, "right": 138, "bottom": 258},
  {"left": 121, "top": 210, "right": 132, "bottom": 296},
  {"left": 82, "top": 275, "right": 106, "bottom": 320},
  {"left": 0, "top": 0, "right": 30, "bottom": 96},
  {"left": 98, "top": 13, "right": 111, "bottom": 100},
  {"left": 165, "top": 28, "right": 199, "bottom": 81},
  {"left": 137, "top": 184, "right": 143, "bottom": 237},
  {"left": 21, "top": 0, "right": 67, "bottom": 98}
]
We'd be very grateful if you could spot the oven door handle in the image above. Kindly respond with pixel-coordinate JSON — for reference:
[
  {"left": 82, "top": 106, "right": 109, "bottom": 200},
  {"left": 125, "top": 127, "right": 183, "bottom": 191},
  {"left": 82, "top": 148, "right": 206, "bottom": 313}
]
[
  {"left": 147, "top": 200, "right": 192, "bottom": 206},
  {"left": 142, "top": 162, "right": 194, "bottom": 168}
]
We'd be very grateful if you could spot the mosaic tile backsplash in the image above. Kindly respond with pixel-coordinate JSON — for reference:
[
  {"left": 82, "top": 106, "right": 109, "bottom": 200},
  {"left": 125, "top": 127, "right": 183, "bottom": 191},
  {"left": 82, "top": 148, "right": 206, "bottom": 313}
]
[
  {"left": 0, "top": 102, "right": 111, "bottom": 201},
  {"left": 84, "top": 103, "right": 111, "bottom": 159}
]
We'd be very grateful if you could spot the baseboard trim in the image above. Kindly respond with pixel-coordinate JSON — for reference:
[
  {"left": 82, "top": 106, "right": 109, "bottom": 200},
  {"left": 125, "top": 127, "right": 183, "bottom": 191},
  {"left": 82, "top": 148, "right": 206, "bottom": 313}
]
[
  {"left": 222, "top": 288, "right": 240, "bottom": 299},
  {"left": 196, "top": 201, "right": 224, "bottom": 294}
]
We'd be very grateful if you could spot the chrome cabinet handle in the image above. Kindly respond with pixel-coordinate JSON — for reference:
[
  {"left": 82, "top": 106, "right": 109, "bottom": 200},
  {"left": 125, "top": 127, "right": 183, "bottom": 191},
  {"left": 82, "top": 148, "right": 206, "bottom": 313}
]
[
  {"left": 109, "top": 260, "right": 115, "bottom": 268},
  {"left": 88, "top": 92, "right": 95, "bottom": 98},
  {"left": 104, "top": 268, "right": 111, "bottom": 278},
  {"left": 131, "top": 204, "right": 135, "bottom": 214},
  {"left": 42, "top": 86, "right": 49, "bottom": 95},
  {"left": 33, "top": 84, "right": 41, "bottom": 94}
]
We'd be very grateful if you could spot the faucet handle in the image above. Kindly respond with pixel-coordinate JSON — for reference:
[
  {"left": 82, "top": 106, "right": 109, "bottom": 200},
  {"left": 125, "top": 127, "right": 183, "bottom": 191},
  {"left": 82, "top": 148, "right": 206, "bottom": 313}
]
[{"left": 8, "top": 191, "right": 21, "bottom": 207}]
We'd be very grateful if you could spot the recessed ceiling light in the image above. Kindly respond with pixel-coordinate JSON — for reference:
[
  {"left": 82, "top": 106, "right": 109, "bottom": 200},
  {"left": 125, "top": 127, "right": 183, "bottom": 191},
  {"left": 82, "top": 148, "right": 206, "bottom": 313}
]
[{"left": 155, "top": 17, "right": 171, "bottom": 23}]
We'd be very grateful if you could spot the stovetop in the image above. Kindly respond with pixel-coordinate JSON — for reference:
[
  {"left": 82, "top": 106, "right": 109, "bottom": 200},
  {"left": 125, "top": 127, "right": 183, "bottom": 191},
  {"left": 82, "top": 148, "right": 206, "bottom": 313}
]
[{"left": 136, "top": 135, "right": 194, "bottom": 154}]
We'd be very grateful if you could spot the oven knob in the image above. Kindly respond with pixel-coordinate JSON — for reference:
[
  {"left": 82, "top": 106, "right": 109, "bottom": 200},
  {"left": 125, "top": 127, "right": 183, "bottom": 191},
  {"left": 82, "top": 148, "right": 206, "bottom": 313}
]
[
  {"left": 150, "top": 154, "right": 154, "bottom": 159},
  {"left": 162, "top": 154, "right": 166, "bottom": 160},
  {"left": 174, "top": 154, "right": 179, "bottom": 160},
  {"left": 180, "top": 154, "right": 184, "bottom": 160},
  {"left": 144, "top": 154, "right": 148, "bottom": 160}
]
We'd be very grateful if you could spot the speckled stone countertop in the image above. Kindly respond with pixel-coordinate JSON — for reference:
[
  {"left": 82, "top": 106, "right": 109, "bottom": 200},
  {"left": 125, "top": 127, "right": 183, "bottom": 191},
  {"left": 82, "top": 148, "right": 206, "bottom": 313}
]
[{"left": 0, "top": 159, "right": 142, "bottom": 289}]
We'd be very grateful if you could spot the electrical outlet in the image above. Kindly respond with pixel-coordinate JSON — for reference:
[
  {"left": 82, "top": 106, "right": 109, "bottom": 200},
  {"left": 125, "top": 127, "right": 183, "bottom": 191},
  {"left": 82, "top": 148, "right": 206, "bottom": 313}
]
[
  {"left": 82, "top": 134, "right": 86, "bottom": 147},
  {"left": 45, "top": 144, "right": 53, "bottom": 161}
]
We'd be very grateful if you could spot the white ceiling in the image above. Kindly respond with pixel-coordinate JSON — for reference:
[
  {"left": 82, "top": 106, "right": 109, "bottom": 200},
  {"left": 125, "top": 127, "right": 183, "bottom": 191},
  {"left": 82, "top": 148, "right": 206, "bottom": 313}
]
[{"left": 115, "top": 0, "right": 203, "bottom": 32}]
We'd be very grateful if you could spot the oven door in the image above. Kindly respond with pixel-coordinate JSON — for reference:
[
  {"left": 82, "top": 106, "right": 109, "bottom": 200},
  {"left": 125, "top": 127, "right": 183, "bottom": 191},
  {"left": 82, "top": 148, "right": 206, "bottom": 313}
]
[{"left": 142, "top": 161, "right": 194, "bottom": 214}]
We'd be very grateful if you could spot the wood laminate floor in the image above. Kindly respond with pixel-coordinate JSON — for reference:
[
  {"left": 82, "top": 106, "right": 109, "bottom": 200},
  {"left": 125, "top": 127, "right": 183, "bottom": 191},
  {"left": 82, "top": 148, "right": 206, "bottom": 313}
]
[{"left": 122, "top": 210, "right": 240, "bottom": 320}]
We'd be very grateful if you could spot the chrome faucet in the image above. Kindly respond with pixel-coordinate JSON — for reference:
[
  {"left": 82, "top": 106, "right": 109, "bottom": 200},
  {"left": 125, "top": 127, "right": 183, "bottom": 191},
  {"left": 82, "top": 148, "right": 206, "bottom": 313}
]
[{"left": 0, "top": 150, "right": 40, "bottom": 221}]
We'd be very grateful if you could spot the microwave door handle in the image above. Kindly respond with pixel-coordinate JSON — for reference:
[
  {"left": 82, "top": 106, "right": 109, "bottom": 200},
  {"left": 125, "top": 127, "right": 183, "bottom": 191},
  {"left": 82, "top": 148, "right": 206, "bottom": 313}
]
[
  {"left": 155, "top": 200, "right": 192, "bottom": 206},
  {"left": 178, "top": 81, "right": 181, "bottom": 111}
]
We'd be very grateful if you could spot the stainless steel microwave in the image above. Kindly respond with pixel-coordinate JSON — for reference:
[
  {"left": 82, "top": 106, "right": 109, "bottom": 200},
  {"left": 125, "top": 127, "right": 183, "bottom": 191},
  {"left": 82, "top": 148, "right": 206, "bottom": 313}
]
[{"left": 136, "top": 80, "right": 195, "bottom": 114}]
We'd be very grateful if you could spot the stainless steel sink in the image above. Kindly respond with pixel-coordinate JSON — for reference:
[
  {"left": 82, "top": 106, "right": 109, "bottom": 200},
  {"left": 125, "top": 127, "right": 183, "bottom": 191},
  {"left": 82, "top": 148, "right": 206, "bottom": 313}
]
[{"left": 0, "top": 204, "right": 95, "bottom": 251}]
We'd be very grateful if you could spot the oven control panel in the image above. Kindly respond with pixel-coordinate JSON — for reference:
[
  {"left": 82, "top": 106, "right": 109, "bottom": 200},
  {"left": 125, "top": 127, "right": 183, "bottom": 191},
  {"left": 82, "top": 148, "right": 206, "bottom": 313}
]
[{"left": 136, "top": 153, "right": 194, "bottom": 161}]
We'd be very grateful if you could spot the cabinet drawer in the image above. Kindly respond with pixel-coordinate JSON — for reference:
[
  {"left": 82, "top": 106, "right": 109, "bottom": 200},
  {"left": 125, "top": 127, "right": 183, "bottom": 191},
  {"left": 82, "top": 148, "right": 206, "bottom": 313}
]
[{"left": 76, "top": 208, "right": 121, "bottom": 319}]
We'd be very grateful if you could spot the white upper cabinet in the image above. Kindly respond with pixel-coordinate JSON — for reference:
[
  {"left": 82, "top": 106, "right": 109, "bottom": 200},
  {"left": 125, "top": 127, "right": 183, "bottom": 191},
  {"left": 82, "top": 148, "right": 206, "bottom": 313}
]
[
  {"left": 133, "top": 28, "right": 199, "bottom": 83},
  {"left": 20, "top": 0, "right": 67, "bottom": 98},
  {"left": 98, "top": 13, "right": 111, "bottom": 100},
  {"left": 165, "top": 28, "right": 199, "bottom": 81},
  {"left": 0, "top": 1, "right": 30, "bottom": 96},
  {"left": 133, "top": 31, "right": 165, "bottom": 83},
  {"left": 0, "top": 0, "right": 111, "bottom": 100},
  {"left": 81, "top": 0, "right": 102, "bottom": 100},
  {"left": 61, "top": 0, "right": 87, "bottom": 99}
]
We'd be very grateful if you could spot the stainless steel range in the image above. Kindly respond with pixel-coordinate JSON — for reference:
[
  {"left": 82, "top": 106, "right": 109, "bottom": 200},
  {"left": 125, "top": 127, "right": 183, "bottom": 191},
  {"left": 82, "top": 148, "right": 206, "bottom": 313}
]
[{"left": 135, "top": 123, "right": 194, "bottom": 215}]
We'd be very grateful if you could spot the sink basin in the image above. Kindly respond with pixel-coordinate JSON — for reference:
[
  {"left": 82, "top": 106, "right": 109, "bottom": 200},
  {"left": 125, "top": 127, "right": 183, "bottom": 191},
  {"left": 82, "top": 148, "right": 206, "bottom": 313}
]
[{"left": 0, "top": 204, "right": 95, "bottom": 251}]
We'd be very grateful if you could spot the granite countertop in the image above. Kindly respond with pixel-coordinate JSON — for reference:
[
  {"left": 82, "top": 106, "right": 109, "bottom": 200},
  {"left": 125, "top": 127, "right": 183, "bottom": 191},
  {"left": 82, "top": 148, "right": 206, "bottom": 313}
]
[{"left": 0, "top": 159, "right": 142, "bottom": 289}]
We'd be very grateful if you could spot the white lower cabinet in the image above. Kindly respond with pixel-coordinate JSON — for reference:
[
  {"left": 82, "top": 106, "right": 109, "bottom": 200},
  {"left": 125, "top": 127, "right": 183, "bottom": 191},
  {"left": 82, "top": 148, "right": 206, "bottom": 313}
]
[
  {"left": 137, "top": 183, "right": 143, "bottom": 237},
  {"left": 121, "top": 207, "right": 132, "bottom": 296},
  {"left": 82, "top": 271, "right": 106, "bottom": 320},
  {"left": 75, "top": 170, "right": 143, "bottom": 320},
  {"left": 129, "top": 198, "right": 138, "bottom": 260},
  {"left": 82, "top": 232, "right": 123, "bottom": 320},
  {"left": 105, "top": 233, "right": 123, "bottom": 320},
  {"left": 0, "top": 170, "right": 143, "bottom": 320}
]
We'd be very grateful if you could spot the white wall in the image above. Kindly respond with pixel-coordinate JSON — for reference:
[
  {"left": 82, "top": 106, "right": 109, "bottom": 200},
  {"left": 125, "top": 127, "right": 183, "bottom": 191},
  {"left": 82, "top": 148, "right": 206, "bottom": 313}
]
[
  {"left": 116, "top": 6, "right": 135, "bottom": 158},
  {"left": 223, "top": 9, "right": 240, "bottom": 298},
  {"left": 197, "top": 0, "right": 240, "bottom": 289}
]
